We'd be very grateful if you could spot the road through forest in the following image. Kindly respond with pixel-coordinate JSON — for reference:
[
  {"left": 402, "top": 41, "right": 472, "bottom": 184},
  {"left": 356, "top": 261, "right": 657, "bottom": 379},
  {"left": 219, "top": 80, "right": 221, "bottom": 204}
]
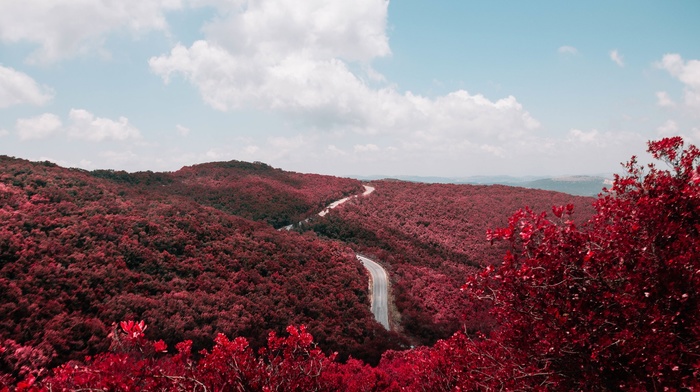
[
  {"left": 356, "top": 254, "right": 390, "bottom": 329},
  {"left": 283, "top": 185, "right": 390, "bottom": 329},
  {"left": 319, "top": 185, "right": 389, "bottom": 329}
]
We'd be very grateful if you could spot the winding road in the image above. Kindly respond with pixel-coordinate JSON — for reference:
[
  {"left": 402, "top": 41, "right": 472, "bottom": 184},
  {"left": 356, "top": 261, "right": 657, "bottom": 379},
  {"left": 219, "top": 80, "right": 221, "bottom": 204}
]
[
  {"left": 318, "top": 186, "right": 389, "bottom": 329},
  {"left": 318, "top": 185, "right": 375, "bottom": 217},
  {"left": 322, "top": 186, "right": 389, "bottom": 329},
  {"left": 281, "top": 185, "right": 390, "bottom": 329},
  {"left": 280, "top": 185, "right": 375, "bottom": 231},
  {"left": 356, "top": 255, "right": 390, "bottom": 329}
]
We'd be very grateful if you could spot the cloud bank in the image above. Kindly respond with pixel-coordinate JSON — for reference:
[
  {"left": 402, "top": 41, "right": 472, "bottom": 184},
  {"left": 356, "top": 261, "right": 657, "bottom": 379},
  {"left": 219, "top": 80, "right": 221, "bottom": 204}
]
[
  {"left": 0, "top": 65, "right": 54, "bottom": 107},
  {"left": 0, "top": 0, "right": 182, "bottom": 63},
  {"left": 149, "top": 0, "right": 540, "bottom": 154},
  {"left": 13, "top": 110, "right": 142, "bottom": 142},
  {"left": 657, "top": 53, "right": 700, "bottom": 110}
]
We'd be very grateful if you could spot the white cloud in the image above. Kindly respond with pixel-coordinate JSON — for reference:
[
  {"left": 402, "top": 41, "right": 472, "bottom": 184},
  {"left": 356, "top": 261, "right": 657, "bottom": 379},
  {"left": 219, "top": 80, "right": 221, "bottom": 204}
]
[
  {"left": 267, "top": 135, "right": 310, "bottom": 158},
  {"left": 150, "top": 0, "right": 539, "bottom": 152},
  {"left": 656, "top": 91, "right": 676, "bottom": 107},
  {"left": 16, "top": 113, "right": 62, "bottom": 140},
  {"left": 67, "top": 109, "right": 142, "bottom": 141},
  {"left": 657, "top": 120, "right": 679, "bottom": 136},
  {"left": 691, "top": 127, "right": 700, "bottom": 143},
  {"left": 564, "top": 129, "right": 646, "bottom": 155},
  {"left": 176, "top": 124, "right": 190, "bottom": 136},
  {"left": 656, "top": 120, "right": 700, "bottom": 144},
  {"left": 13, "top": 109, "right": 141, "bottom": 142},
  {"left": 327, "top": 144, "right": 347, "bottom": 156},
  {"left": 558, "top": 45, "right": 578, "bottom": 55},
  {"left": 610, "top": 50, "right": 624, "bottom": 67},
  {"left": 568, "top": 129, "right": 600, "bottom": 144},
  {"left": 199, "top": 0, "right": 391, "bottom": 63},
  {"left": 0, "top": 129, "right": 9, "bottom": 137},
  {"left": 243, "top": 145, "right": 259, "bottom": 154},
  {"left": 354, "top": 143, "right": 379, "bottom": 153},
  {"left": 79, "top": 159, "right": 94, "bottom": 168},
  {"left": 0, "top": 65, "right": 54, "bottom": 107},
  {"left": 656, "top": 54, "right": 700, "bottom": 110},
  {"left": 204, "top": 149, "right": 229, "bottom": 160},
  {"left": 0, "top": 0, "right": 182, "bottom": 63},
  {"left": 100, "top": 150, "right": 138, "bottom": 165},
  {"left": 480, "top": 144, "right": 505, "bottom": 157}
]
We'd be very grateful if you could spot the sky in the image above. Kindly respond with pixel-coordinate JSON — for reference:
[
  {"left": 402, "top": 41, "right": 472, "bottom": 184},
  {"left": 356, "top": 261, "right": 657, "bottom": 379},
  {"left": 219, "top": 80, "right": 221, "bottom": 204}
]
[{"left": 0, "top": 1, "right": 699, "bottom": 178}]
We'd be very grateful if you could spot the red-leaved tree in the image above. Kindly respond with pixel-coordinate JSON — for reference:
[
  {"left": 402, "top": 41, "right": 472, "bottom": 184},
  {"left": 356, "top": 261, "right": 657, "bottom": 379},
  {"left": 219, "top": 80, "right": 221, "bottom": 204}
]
[{"left": 462, "top": 137, "right": 700, "bottom": 390}]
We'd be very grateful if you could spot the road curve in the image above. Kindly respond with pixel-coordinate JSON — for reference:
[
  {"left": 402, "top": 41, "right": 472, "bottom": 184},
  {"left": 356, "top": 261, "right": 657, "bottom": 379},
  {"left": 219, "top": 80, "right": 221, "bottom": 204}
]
[
  {"left": 280, "top": 185, "right": 375, "bottom": 230},
  {"left": 356, "top": 255, "right": 390, "bottom": 330},
  {"left": 278, "top": 185, "right": 390, "bottom": 329},
  {"left": 318, "top": 185, "right": 375, "bottom": 217},
  {"left": 319, "top": 185, "right": 389, "bottom": 329}
]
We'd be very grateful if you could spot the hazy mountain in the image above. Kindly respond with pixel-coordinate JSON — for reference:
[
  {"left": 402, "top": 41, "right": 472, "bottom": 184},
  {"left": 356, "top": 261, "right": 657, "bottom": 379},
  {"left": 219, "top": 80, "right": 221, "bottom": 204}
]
[{"left": 349, "top": 174, "right": 613, "bottom": 196}]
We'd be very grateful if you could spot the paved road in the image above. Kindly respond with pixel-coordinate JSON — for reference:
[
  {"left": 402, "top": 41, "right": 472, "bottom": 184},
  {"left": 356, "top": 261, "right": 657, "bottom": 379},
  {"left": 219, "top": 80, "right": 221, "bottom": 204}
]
[
  {"left": 281, "top": 185, "right": 375, "bottom": 230},
  {"left": 278, "top": 185, "right": 390, "bottom": 329},
  {"left": 356, "top": 254, "right": 390, "bottom": 330},
  {"left": 318, "top": 185, "right": 374, "bottom": 217},
  {"left": 318, "top": 185, "right": 389, "bottom": 329}
]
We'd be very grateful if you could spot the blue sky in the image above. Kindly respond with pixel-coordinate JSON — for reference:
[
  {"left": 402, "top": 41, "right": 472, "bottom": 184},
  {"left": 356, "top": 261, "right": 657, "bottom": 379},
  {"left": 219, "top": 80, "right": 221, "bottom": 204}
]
[{"left": 1, "top": 1, "right": 699, "bottom": 177}]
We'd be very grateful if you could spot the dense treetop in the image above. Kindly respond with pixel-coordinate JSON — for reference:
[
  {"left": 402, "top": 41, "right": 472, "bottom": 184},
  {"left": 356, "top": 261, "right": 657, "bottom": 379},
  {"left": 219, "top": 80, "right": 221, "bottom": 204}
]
[
  {"left": 0, "top": 156, "right": 399, "bottom": 383},
  {"left": 305, "top": 180, "right": 596, "bottom": 344},
  {"left": 92, "top": 159, "right": 363, "bottom": 228},
  {"left": 2, "top": 137, "right": 698, "bottom": 390}
]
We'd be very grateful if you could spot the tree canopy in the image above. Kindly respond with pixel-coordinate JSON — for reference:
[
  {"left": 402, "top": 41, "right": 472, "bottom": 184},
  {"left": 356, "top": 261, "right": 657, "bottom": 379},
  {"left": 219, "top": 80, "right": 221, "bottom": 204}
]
[{"left": 2, "top": 137, "right": 699, "bottom": 390}]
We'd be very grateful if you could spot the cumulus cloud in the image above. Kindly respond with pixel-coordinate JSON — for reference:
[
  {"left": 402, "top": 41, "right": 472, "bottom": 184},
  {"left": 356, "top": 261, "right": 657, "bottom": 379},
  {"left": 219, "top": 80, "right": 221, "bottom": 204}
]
[
  {"left": 656, "top": 54, "right": 700, "bottom": 110},
  {"left": 327, "top": 144, "right": 347, "bottom": 156},
  {"left": 564, "top": 129, "right": 646, "bottom": 156},
  {"left": 243, "top": 145, "right": 259, "bottom": 155},
  {"left": 610, "top": 50, "right": 624, "bottom": 67},
  {"left": 354, "top": 143, "right": 380, "bottom": 153},
  {"left": 656, "top": 91, "right": 676, "bottom": 107},
  {"left": 67, "top": 109, "right": 141, "bottom": 141},
  {"left": 657, "top": 120, "right": 679, "bottom": 136},
  {"left": 558, "top": 45, "right": 578, "bottom": 55},
  {"left": 16, "top": 113, "right": 62, "bottom": 140},
  {"left": 0, "top": 0, "right": 182, "bottom": 63},
  {"left": 13, "top": 109, "right": 141, "bottom": 142},
  {"left": 656, "top": 120, "right": 700, "bottom": 144},
  {"left": 267, "top": 135, "right": 311, "bottom": 160},
  {"left": 99, "top": 150, "right": 138, "bottom": 165},
  {"left": 176, "top": 124, "right": 190, "bottom": 136},
  {"left": 0, "top": 65, "right": 54, "bottom": 107},
  {"left": 480, "top": 144, "right": 505, "bottom": 157},
  {"left": 150, "top": 0, "right": 540, "bottom": 151},
  {"left": 199, "top": 0, "right": 390, "bottom": 62},
  {"left": 568, "top": 129, "right": 600, "bottom": 144}
]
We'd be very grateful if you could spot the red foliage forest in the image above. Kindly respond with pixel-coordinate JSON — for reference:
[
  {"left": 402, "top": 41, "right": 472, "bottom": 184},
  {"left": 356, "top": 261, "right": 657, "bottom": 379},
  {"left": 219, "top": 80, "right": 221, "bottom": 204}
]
[
  {"left": 2, "top": 137, "right": 699, "bottom": 391},
  {"left": 0, "top": 157, "right": 400, "bottom": 383},
  {"left": 305, "top": 181, "right": 596, "bottom": 344},
  {"left": 92, "top": 160, "right": 364, "bottom": 228}
]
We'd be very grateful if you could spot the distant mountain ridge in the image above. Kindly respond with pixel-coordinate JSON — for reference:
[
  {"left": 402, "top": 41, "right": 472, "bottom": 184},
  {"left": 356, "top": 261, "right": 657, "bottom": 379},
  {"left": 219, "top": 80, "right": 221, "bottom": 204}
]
[{"left": 350, "top": 174, "right": 613, "bottom": 196}]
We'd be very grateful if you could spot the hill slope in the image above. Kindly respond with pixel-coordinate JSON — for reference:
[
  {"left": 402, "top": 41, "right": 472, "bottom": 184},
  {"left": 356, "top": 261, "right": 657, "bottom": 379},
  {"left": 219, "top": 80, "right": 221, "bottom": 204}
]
[
  {"left": 92, "top": 160, "right": 364, "bottom": 228},
  {"left": 0, "top": 156, "right": 399, "bottom": 373},
  {"left": 304, "top": 180, "right": 596, "bottom": 344}
]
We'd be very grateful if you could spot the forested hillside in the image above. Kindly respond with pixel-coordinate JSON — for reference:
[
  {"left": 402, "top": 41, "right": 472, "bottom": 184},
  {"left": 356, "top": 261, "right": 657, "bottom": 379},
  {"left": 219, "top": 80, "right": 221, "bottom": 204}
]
[
  {"left": 0, "top": 156, "right": 399, "bottom": 382},
  {"left": 92, "top": 160, "right": 364, "bottom": 228},
  {"left": 1, "top": 137, "right": 698, "bottom": 391},
  {"left": 305, "top": 181, "right": 596, "bottom": 344}
]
